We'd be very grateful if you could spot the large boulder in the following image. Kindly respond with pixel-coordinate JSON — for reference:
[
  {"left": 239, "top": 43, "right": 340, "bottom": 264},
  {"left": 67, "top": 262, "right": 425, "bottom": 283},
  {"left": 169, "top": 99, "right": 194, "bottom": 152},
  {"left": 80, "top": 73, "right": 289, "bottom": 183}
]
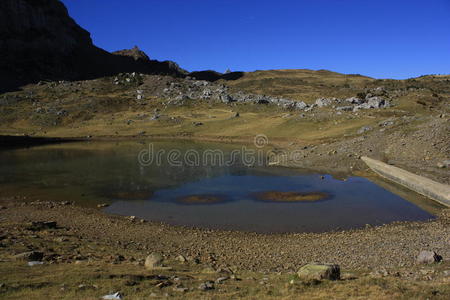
[
  {"left": 144, "top": 252, "right": 164, "bottom": 270},
  {"left": 295, "top": 101, "right": 308, "bottom": 110},
  {"left": 416, "top": 250, "right": 442, "bottom": 264},
  {"left": 367, "top": 97, "right": 389, "bottom": 108},
  {"left": 297, "top": 263, "right": 340, "bottom": 281}
]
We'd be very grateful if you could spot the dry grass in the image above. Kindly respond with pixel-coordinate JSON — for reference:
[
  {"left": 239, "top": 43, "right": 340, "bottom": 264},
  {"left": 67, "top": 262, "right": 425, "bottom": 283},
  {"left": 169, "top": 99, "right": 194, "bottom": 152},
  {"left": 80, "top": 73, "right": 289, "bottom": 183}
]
[
  {"left": 1, "top": 261, "right": 449, "bottom": 299},
  {"left": 223, "top": 69, "right": 450, "bottom": 104},
  {"left": 222, "top": 69, "right": 375, "bottom": 102}
]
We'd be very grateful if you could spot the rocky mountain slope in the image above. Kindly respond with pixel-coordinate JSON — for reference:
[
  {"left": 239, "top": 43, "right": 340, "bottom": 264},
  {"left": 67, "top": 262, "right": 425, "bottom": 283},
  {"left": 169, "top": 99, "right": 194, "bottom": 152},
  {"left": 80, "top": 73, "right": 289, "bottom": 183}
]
[{"left": 0, "top": 0, "right": 187, "bottom": 93}]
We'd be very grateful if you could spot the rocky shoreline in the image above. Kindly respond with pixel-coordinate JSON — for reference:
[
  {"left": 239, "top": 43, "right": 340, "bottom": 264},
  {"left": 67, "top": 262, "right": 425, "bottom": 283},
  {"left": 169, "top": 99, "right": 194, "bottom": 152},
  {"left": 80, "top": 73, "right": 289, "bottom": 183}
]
[{"left": 0, "top": 198, "right": 449, "bottom": 299}]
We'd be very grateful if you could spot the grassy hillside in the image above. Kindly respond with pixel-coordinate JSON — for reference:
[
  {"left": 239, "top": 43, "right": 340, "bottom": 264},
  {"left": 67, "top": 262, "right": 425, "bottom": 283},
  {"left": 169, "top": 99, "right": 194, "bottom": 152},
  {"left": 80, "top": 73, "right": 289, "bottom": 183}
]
[
  {"left": 221, "top": 69, "right": 374, "bottom": 102},
  {"left": 222, "top": 69, "right": 450, "bottom": 103},
  {"left": 0, "top": 70, "right": 448, "bottom": 144}
]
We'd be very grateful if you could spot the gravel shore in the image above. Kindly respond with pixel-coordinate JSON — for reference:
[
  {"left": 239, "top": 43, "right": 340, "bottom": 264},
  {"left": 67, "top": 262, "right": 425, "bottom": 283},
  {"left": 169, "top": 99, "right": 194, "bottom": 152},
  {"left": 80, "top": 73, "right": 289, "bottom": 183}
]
[{"left": 1, "top": 199, "right": 448, "bottom": 273}]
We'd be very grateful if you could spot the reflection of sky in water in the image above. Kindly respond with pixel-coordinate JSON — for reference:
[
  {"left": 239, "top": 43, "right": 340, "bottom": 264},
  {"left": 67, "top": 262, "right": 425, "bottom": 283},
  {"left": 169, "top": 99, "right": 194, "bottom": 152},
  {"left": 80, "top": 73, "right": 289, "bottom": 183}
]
[
  {"left": 107, "top": 174, "right": 434, "bottom": 233},
  {"left": 0, "top": 141, "right": 438, "bottom": 233}
]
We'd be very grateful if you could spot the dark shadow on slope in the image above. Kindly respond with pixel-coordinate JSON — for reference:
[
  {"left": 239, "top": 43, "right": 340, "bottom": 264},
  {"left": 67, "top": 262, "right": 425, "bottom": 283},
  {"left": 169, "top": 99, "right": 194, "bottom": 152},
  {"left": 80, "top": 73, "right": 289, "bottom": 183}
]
[
  {"left": 189, "top": 70, "right": 244, "bottom": 82},
  {"left": 0, "top": 135, "right": 81, "bottom": 150}
]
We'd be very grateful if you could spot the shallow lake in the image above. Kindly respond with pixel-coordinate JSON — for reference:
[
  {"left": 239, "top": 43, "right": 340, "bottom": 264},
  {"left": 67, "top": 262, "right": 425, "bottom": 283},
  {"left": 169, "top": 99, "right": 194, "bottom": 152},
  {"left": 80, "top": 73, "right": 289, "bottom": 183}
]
[{"left": 0, "top": 141, "right": 443, "bottom": 233}]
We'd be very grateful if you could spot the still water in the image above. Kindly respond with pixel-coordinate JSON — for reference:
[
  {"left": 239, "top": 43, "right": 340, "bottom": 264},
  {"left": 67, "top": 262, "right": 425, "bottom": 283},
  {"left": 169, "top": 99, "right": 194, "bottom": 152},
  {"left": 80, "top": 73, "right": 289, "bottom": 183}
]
[{"left": 0, "top": 141, "right": 440, "bottom": 233}]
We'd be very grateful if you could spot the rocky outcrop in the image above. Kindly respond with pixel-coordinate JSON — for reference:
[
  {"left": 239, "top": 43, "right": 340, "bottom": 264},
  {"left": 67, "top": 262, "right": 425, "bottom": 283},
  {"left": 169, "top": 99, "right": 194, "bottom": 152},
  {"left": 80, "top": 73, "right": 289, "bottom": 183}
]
[
  {"left": 154, "top": 77, "right": 308, "bottom": 109},
  {"left": 0, "top": 0, "right": 187, "bottom": 92},
  {"left": 112, "top": 46, "right": 151, "bottom": 62},
  {"left": 150, "top": 76, "right": 391, "bottom": 112},
  {"left": 313, "top": 92, "right": 391, "bottom": 112}
]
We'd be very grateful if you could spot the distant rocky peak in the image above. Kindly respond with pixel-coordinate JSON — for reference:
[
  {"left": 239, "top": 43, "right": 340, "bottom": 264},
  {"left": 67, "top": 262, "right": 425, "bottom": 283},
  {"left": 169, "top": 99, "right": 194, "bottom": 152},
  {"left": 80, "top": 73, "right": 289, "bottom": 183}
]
[{"left": 112, "top": 46, "right": 150, "bottom": 62}]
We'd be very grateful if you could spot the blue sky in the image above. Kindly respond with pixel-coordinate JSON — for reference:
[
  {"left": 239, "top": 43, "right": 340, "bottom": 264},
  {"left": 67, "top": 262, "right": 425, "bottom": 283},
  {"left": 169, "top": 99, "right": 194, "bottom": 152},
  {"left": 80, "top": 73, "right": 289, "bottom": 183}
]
[{"left": 61, "top": 0, "right": 450, "bottom": 79}]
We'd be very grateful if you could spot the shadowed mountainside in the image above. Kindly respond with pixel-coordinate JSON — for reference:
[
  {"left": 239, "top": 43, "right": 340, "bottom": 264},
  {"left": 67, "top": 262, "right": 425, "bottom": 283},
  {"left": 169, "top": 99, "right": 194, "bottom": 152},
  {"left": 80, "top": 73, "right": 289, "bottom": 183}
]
[{"left": 0, "top": 0, "right": 187, "bottom": 92}]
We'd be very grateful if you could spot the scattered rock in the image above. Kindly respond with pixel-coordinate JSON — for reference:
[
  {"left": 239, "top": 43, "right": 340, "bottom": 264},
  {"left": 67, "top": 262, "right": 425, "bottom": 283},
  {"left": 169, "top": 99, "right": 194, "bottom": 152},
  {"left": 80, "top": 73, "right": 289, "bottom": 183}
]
[
  {"left": 198, "top": 281, "right": 214, "bottom": 291},
  {"left": 295, "top": 101, "right": 308, "bottom": 110},
  {"left": 315, "top": 98, "right": 333, "bottom": 107},
  {"left": 436, "top": 160, "right": 450, "bottom": 168},
  {"left": 78, "top": 284, "right": 98, "bottom": 290},
  {"left": 173, "top": 286, "right": 189, "bottom": 293},
  {"left": 367, "top": 96, "right": 389, "bottom": 108},
  {"left": 336, "top": 106, "right": 353, "bottom": 111},
  {"left": 416, "top": 251, "right": 442, "bottom": 264},
  {"left": 155, "top": 281, "right": 172, "bottom": 288},
  {"left": 145, "top": 252, "right": 164, "bottom": 270},
  {"left": 175, "top": 255, "right": 187, "bottom": 263},
  {"left": 27, "top": 221, "right": 57, "bottom": 231},
  {"left": 215, "top": 276, "right": 229, "bottom": 284},
  {"left": 14, "top": 251, "right": 44, "bottom": 261},
  {"left": 97, "top": 203, "right": 109, "bottom": 208},
  {"left": 297, "top": 263, "right": 340, "bottom": 281},
  {"left": 379, "top": 119, "right": 395, "bottom": 127},
  {"left": 230, "top": 274, "right": 241, "bottom": 281},
  {"left": 27, "top": 261, "right": 44, "bottom": 266},
  {"left": 136, "top": 89, "right": 144, "bottom": 100},
  {"left": 102, "top": 292, "right": 123, "bottom": 299},
  {"left": 357, "top": 126, "right": 372, "bottom": 134},
  {"left": 345, "top": 97, "right": 363, "bottom": 104}
]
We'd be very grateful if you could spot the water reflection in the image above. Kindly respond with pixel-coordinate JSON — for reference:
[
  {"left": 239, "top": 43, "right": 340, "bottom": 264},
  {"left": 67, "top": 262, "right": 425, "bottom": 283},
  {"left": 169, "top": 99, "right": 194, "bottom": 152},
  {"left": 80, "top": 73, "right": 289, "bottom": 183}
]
[{"left": 0, "top": 141, "right": 441, "bottom": 233}]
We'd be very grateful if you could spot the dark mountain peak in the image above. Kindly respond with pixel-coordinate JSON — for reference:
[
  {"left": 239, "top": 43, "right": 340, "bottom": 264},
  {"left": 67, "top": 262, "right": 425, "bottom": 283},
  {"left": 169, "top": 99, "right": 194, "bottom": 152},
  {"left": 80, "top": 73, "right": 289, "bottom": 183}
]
[{"left": 0, "top": 0, "right": 186, "bottom": 92}]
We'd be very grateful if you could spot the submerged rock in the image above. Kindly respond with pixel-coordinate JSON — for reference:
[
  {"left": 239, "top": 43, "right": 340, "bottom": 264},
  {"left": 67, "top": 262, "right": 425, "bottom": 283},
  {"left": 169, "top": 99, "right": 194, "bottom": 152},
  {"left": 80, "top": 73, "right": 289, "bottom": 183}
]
[
  {"left": 176, "top": 195, "right": 225, "bottom": 205},
  {"left": 255, "top": 191, "right": 328, "bottom": 202}
]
